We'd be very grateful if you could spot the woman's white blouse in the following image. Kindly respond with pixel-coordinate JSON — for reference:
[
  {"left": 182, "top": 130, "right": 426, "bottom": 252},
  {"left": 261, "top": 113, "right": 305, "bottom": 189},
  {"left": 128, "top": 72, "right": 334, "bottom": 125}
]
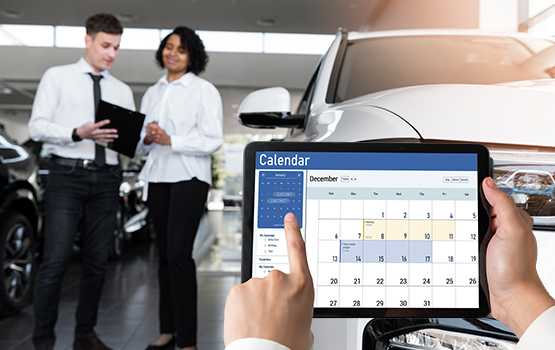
[{"left": 136, "top": 72, "right": 223, "bottom": 198}]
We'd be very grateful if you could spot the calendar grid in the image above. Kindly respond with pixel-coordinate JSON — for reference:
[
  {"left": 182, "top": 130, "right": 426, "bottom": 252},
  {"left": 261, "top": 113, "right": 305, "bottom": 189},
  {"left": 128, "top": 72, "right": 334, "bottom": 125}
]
[{"left": 314, "top": 197, "right": 478, "bottom": 308}]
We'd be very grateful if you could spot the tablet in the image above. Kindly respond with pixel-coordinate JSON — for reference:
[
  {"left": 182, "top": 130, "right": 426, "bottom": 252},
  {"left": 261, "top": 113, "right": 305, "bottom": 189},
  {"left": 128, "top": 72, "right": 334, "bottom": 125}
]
[{"left": 242, "top": 142, "right": 492, "bottom": 318}]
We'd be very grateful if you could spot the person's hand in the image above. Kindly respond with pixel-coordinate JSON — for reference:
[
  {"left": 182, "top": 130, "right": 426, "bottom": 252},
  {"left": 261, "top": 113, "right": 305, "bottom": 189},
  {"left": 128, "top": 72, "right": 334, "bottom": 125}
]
[
  {"left": 145, "top": 122, "right": 171, "bottom": 146},
  {"left": 76, "top": 119, "right": 118, "bottom": 142},
  {"left": 483, "top": 177, "right": 555, "bottom": 338},
  {"left": 224, "top": 213, "right": 314, "bottom": 350}
]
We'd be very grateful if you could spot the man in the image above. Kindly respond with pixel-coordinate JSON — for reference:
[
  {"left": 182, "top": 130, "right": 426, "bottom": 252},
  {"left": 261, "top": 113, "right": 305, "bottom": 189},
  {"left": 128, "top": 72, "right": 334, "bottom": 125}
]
[
  {"left": 224, "top": 178, "right": 555, "bottom": 350},
  {"left": 29, "top": 13, "right": 135, "bottom": 350}
]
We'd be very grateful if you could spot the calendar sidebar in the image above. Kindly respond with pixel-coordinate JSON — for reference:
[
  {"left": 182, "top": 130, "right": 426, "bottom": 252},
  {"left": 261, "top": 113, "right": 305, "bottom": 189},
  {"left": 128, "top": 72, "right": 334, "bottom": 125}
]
[{"left": 252, "top": 169, "right": 308, "bottom": 279}]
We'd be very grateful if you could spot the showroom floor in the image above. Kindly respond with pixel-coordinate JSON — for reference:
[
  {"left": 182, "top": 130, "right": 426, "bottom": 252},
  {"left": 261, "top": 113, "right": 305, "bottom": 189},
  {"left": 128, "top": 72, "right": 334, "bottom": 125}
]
[{"left": 0, "top": 211, "right": 243, "bottom": 350}]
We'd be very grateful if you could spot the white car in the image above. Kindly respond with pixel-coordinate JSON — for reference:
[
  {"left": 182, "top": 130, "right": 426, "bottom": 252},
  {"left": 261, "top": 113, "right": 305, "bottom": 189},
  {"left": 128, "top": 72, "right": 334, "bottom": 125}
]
[{"left": 238, "top": 29, "right": 555, "bottom": 350}]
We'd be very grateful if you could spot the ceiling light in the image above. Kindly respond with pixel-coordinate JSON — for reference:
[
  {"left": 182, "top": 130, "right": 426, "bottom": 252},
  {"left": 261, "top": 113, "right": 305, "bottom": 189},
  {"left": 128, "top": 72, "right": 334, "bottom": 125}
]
[
  {"left": 0, "top": 10, "right": 25, "bottom": 19},
  {"left": 256, "top": 19, "right": 279, "bottom": 27},
  {"left": 0, "top": 88, "right": 13, "bottom": 95},
  {"left": 116, "top": 13, "right": 139, "bottom": 23}
]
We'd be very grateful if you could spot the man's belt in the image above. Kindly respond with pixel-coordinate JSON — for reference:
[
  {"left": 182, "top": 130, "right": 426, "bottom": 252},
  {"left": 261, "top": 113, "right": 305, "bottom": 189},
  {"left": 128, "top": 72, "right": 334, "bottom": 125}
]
[{"left": 51, "top": 155, "right": 118, "bottom": 171}]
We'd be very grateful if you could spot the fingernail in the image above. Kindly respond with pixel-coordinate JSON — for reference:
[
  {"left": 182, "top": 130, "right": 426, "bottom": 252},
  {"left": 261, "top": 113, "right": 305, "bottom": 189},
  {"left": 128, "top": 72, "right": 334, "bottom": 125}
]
[
  {"left": 285, "top": 213, "right": 295, "bottom": 222},
  {"left": 486, "top": 177, "right": 497, "bottom": 188}
]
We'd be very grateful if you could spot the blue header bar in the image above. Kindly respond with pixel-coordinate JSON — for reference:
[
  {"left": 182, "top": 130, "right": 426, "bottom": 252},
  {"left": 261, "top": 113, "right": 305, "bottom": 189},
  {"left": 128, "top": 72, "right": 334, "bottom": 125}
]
[{"left": 255, "top": 152, "right": 477, "bottom": 171}]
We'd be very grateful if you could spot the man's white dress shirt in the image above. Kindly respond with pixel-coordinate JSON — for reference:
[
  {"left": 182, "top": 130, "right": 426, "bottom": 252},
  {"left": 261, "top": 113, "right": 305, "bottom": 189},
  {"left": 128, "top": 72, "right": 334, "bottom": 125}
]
[
  {"left": 225, "top": 306, "right": 555, "bottom": 350},
  {"left": 515, "top": 305, "right": 555, "bottom": 349},
  {"left": 136, "top": 72, "right": 223, "bottom": 198},
  {"left": 28, "top": 57, "right": 135, "bottom": 165}
]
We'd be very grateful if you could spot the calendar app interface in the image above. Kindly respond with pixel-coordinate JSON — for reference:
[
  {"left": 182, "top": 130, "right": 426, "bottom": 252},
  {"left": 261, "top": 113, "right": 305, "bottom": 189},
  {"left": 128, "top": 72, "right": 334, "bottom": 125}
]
[{"left": 252, "top": 151, "right": 480, "bottom": 309}]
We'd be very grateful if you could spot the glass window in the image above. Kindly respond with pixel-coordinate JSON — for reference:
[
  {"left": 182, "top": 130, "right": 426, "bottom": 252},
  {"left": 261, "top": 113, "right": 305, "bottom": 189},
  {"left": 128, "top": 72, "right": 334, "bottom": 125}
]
[
  {"left": 0, "top": 24, "right": 54, "bottom": 47},
  {"left": 120, "top": 28, "right": 161, "bottom": 50},
  {"left": 529, "top": 0, "right": 555, "bottom": 18},
  {"left": 264, "top": 33, "right": 334, "bottom": 55},
  {"left": 55, "top": 26, "right": 86, "bottom": 48},
  {"left": 335, "top": 35, "right": 555, "bottom": 102},
  {"left": 197, "top": 31, "right": 263, "bottom": 53}
]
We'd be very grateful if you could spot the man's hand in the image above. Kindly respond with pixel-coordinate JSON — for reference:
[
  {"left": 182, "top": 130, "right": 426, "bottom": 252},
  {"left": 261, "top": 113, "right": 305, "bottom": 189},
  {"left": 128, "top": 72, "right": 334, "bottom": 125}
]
[
  {"left": 224, "top": 213, "right": 314, "bottom": 350},
  {"left": 145, "top": 122, "right": 171, "bottom": 146},
  {"left": 483, "top": 177, "right": 555, "bottom": 338},
  {"left": 76, "top": 119, "right": 118, "bottom": 142}
]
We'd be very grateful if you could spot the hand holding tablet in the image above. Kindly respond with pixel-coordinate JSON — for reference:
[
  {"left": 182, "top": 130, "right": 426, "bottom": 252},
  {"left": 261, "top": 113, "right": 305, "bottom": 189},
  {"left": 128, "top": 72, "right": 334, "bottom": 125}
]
[
  {"left": 225, "top": 179, "right": 555, "bottom": 348},
  {"left": 224, "top": 213, "right": 314, "bottom": 350},
  {"left": 482, "top": 178, "right": 555, "bottom": 338},
  {"left": 242, "top": 142, "right": 492, "bottom": 318}
]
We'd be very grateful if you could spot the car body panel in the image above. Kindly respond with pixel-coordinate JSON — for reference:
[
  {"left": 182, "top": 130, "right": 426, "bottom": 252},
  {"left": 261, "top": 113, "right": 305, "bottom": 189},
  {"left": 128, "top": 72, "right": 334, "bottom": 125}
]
[
  {"left": 293, "top": 106, "right": 420, "bottom": 143},
  {"left": 238, "top": 29, "right": 555, "bottom": 350},
  {"left": 336, "top": 83, "right": 555, "bottom": 147}
]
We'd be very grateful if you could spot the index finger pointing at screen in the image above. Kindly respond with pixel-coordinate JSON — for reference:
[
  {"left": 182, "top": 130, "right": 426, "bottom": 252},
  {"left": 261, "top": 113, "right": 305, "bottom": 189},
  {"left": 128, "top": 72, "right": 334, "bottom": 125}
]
[{"left": 284, "top": 212, "right": 310, "bottom": 276}]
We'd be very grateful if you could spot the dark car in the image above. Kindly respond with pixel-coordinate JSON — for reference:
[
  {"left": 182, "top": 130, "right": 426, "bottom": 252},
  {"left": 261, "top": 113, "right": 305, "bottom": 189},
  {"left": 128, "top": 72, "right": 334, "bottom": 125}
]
[{"left": 0, "top": 125, "right": 41, "bottom": 315}]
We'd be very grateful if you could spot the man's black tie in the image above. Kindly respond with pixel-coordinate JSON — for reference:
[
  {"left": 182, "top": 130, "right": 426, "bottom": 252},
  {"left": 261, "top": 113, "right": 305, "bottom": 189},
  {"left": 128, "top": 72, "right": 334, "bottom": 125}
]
[{"left": 89, "top": 73, "right": 105, "bottom": 167}]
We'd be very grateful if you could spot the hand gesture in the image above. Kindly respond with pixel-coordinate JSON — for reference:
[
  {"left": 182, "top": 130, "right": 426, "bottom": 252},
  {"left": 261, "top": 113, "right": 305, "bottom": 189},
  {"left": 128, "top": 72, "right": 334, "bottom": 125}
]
[
  {"left": 145, "top": 122, "right": 171, "bottom": 146},
  {"left": 224, "top": 213, "right": 315, "bottom": 350},
  {"left": 77, "top": 119, "right": 118, "bottom": 142}
]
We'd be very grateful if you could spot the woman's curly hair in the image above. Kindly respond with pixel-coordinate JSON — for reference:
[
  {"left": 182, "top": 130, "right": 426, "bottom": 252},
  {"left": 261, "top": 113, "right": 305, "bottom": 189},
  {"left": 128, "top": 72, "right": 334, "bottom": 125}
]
[{"left": 155, "top": 26, "right": 208, "bottom": 75}]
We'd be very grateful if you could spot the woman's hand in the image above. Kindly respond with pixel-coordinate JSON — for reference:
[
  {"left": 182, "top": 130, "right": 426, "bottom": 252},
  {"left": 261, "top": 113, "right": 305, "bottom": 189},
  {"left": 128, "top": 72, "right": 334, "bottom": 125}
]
[{"left": 146, "top": 122, "right": 171, "bottom": 146}]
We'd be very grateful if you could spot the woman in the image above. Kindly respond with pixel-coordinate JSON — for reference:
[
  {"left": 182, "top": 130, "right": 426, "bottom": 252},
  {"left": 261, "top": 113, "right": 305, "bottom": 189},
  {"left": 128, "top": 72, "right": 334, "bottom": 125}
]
[{"left": 136, "top": 27, "right": 223, "bottom": 350}]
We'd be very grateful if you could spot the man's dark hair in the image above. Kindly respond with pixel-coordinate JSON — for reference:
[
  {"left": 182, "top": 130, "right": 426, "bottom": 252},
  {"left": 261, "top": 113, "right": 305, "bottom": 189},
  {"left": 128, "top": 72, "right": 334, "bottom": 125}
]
[
  {"left": 155, "top": 26, "right": 208, "bottom": 75},
  {"left": 85, "top": 13, "right": 123, "bottom": 37}
]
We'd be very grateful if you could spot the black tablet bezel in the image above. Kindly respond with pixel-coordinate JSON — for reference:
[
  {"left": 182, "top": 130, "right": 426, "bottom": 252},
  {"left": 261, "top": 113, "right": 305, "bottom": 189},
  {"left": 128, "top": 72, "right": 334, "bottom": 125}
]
[{"left": 242, "top": 142, "right": 492, "bottom": 318}]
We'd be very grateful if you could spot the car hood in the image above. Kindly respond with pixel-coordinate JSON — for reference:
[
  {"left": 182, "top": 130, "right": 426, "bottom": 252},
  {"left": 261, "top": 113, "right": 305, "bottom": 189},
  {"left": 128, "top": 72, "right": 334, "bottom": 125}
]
[{"left": 344, "top": 80, "right": 555, "bottom": 147}]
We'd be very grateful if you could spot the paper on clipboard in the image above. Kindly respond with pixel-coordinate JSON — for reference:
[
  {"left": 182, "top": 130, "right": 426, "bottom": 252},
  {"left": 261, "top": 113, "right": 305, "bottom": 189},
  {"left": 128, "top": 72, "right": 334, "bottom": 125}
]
[{"left": 95, "top": 100, "right": 146, "bottom": 158}]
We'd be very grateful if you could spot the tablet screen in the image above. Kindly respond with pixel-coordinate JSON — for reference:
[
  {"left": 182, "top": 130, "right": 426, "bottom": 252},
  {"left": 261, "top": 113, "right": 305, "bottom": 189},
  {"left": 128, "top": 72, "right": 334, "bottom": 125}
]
[{"left": 247, "top": 145, "right": 490, "bottom": 316}]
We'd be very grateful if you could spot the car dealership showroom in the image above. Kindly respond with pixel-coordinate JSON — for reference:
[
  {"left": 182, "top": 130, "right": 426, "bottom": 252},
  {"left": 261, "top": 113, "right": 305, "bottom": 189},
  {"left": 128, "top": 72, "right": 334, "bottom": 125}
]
[{"left": 2, "top": 0, "right": 555, "bottom": 349}]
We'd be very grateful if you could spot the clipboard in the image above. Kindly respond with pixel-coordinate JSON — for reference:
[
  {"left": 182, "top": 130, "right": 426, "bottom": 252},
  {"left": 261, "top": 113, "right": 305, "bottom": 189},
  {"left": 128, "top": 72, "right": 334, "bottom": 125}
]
[{"left": 95, "top": 100, "right": 146, "bottom": 158}]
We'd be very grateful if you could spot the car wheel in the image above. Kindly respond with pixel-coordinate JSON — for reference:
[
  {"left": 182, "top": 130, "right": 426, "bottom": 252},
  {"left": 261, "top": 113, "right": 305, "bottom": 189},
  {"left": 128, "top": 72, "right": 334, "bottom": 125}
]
[
  {"left": 108, "top": 206, "right": 124, "bottom": 260},
  {"left": 0, "top": 211, "right": 37, "bottom": 314}
]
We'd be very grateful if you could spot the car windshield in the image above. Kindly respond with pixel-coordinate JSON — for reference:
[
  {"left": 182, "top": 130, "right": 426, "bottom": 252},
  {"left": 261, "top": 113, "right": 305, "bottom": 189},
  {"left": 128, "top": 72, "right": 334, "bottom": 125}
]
[{"left": 335, "top": 35, "right": 555, "bottom": 101}]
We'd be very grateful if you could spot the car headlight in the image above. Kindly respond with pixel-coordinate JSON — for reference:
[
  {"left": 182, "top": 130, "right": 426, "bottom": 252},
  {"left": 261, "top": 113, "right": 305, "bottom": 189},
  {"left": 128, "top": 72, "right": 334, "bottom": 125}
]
[{"left": 389, "top": 329, "right": 516, "bottom": 350}]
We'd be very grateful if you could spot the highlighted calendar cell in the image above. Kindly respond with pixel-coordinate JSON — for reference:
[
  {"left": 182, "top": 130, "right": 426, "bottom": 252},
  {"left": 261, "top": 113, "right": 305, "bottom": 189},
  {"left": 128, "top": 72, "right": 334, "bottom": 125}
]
[
  {"left": 363, "top": 241, "right": 386, "bottom": 263},
  {"left": 386, "top": 220, "right": 409, "bottom": 240},
  {"left": 364, "top": 220, "right": 386, "bottom": 240},
  {"left": 433, "top": 220, "right": 455, "bottom": 240},
  {"left": 409, "top": 220, "right": 432, "bottom": 241},
  {"left": 408, "top": 241, "right": 432, "bottom": 263},
  {"left": 340, "top": 241, "right": 363, "bottom": 262}
]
